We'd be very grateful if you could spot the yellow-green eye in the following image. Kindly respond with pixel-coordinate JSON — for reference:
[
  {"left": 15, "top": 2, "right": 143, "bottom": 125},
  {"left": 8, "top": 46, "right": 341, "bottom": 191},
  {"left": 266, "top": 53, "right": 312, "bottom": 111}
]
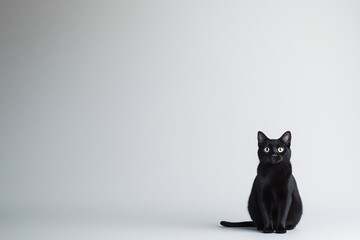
[
  {"left": 264, "top": 147, "right": 270, "bottom": 152},
  {"left": 278, "top": 147, "right": 284, "bottom": 153}
]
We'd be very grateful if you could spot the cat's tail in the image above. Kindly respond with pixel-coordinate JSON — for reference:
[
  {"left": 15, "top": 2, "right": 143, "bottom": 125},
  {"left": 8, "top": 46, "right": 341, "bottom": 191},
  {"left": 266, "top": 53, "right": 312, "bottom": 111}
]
[{"left": 220, "top": 221, "right": 255, "bottom": 227}]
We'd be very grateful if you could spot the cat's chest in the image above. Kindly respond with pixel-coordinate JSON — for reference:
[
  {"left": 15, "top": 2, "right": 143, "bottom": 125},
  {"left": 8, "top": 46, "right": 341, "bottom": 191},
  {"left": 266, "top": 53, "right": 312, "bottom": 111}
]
[{"left": 258, "top": 164, "right": 291, "bottom": 183}]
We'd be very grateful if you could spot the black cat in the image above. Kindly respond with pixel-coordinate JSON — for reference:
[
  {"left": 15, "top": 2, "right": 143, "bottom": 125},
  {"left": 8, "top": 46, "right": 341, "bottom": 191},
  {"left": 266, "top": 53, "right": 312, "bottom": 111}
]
[{"left": 221, "top": 131, "right": 302, "bottom": 233}]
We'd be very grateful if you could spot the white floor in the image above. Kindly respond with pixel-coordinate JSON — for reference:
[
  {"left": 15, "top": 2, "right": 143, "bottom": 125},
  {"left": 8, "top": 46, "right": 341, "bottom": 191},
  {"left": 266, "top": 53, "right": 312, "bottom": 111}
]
[{"left": 1, "top": 210, "right": 359, "bottom": 240}]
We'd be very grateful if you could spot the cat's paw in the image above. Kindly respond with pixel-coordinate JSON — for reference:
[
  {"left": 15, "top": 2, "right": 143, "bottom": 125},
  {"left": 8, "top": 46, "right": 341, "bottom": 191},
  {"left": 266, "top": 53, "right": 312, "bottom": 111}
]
[
  {"left": 263, "top": 227, "right": 274, "bottom": 233},
  {"left": 275, "top": 227, "right": 287, "bottom": 234}
]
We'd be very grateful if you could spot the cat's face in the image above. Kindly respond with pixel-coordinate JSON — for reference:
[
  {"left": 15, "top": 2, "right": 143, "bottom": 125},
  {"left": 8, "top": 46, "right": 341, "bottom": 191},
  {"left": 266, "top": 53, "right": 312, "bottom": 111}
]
[{"left": 257, "top": 131, "right": 291, "bottom": 164}]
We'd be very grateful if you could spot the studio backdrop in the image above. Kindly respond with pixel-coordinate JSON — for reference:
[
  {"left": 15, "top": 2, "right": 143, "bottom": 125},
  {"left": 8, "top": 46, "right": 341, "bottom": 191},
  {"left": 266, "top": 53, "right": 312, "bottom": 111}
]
[{"left": 1, "top": 0, "right": 360, "bottom": 238}]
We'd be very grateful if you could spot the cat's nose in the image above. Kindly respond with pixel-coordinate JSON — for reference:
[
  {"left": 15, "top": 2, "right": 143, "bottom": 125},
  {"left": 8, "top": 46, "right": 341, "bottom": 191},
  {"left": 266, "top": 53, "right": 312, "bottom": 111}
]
[{"left": 271, "top": 154, "right": 277, "bottom": 157}]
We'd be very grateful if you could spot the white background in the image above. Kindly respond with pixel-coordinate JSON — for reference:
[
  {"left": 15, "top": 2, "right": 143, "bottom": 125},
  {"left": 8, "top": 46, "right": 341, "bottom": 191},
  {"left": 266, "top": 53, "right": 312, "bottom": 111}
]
[{"left": 1, "top": 0, "right": 360, "bottom": 239}]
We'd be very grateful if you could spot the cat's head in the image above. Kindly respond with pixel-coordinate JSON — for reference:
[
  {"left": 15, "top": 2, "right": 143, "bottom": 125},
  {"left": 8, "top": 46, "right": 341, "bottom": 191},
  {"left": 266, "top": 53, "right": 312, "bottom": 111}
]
[{"left": 257, "top": 131, "right": 291, "bottom": 164}]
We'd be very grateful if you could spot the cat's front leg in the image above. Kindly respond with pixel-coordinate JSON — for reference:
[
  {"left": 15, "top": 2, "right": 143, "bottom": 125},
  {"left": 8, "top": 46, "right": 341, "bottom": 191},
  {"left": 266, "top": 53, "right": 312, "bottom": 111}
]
[
  {"left": 275, "top": 196, "right": 292, "bottom": 233},
  {"left": 258, "top": 193, "right": 273, "bottom": 233}
]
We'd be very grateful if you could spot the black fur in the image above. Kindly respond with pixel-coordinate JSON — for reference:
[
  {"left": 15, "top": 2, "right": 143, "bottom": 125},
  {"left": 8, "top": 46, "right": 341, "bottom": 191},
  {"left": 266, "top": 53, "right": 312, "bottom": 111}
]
[{"left": 220, "top": 131, "right": 302, "bottom": 233}]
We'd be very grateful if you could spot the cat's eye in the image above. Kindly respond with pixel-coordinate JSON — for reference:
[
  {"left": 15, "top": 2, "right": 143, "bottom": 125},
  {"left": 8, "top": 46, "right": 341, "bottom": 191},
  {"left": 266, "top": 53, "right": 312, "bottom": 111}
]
[
  {"left": 264, "top": 147, "right": 270, "bottom": 152},
  {"left": 278, "top": 147, "right": 284, "bottom": 153}
]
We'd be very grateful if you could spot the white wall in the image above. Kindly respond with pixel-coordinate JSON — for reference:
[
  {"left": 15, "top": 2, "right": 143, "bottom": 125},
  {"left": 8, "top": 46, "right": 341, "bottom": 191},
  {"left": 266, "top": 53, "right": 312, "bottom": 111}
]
[{"left": 1, "top": 0, "right": 360, "bottom": 222}]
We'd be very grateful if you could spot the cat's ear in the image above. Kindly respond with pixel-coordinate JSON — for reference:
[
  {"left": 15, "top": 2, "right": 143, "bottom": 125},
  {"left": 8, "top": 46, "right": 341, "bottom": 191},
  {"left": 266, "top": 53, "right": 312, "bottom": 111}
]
[
  {"left": 279, "top": 131, "right": 291, "bottom": 147},
  {"left": 257, "top": 131, "right": 268, "bottom": 145}
]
